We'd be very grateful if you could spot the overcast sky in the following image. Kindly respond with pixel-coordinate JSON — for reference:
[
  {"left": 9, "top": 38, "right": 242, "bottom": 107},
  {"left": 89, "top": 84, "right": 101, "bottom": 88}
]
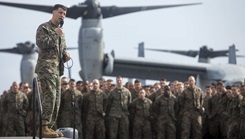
[{"left": 0, "top": 0, "right": 245, "bottom": 93}]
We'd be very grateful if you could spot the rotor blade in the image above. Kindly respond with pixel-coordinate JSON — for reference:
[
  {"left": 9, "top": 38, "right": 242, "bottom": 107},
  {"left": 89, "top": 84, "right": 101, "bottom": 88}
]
[
  {"left": 67, "top": 47, "right": 77, "bottom": 50},
  {"left": 0, "top": 2, "right": 87, "bottom": 19},
  {"left": 101, "top": 3, "right": 202, "bottom": 18},
  {"left": 145, "top": 48, "right": 199, "bottom": 57},
  {"left": 0, "top": 2, "right": 53, "bottom": 13},
  {"left": 0, "top": 48, "right": 20, "bottom": 54},
  {"left": 209, "top": 50, "right": 229, "bottom": 58},
  {"left": 209, "top": 49, "right": 240, "bottom": 58},
  {"left": 236, "top": 55, "right": 245, "bottom": 57},
  {"left": 66, "top": 5, "right": 87, "bottom": 19}
]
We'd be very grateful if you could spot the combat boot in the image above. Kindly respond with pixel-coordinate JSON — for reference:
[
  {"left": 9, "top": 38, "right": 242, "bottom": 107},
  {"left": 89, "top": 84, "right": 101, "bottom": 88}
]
[
  {"left": 37, "top": 126, "right": 59, "bottom": 138},
  {"left": 49, "top": 128, "right": 64, "bottom": 137}
]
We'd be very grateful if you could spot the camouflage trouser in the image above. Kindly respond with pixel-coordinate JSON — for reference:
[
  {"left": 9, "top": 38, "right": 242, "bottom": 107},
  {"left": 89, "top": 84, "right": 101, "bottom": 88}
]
[
  {"left": 227, "top": 119, "right": 239, "bottom": 139},
  {"left": 209, "top": 115, "right": 227, "bottom": 139},
  {"left": 202, "top": 114, "right": 210, "bottom": 139},
  {"left": 156, "top": 117, "right": 176, "bottom": 139},
  {"left": 181, "top": 111, "right": 202, "bottom": 139},
  {"left": 176, "top": 113, "right": 183, "bottom": 139},
  {"left": 5, "top": 113, "right": 25, "bottom": 136},
  {"left": 0, "top": 116, "right": 2, "bottom": 136},
  {"left": 38, "top": 73, "right": 60, "bottom": 127},
  {"left": 132, "top": 117, "right": 152, "bottom": 139},
  {"left": 58, "top": 113, "right": 83, "bottom": 139},
  {"left": 107, "top": 116, "right": 129, "bottom": 139},
  {"left": 85, "top": 116, "right": 105, "bottom": 139},
  {"left": 240, "top": 119, "right": 245, "bottom": 139}
]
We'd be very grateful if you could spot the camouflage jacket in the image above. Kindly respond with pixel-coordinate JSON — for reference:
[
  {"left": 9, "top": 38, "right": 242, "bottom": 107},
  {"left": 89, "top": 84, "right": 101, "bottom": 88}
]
[
  {"left": 129, "top": 97, "right": 152, "bottom": 120},
  {"left": 83, "top": 89, "right": 108, "bottom": 119},
  {"left": 226, "top": 95, "right": 242, "bottom": 120},
  {"left": 239, "top": 97, "right": 245, "bottom": 120},
  {"left": 208, "top": 93, "right": 221, "bottom": 119},
  {"left": 148, "top": 89, "right": 163, "bottom": 103},
  {"left": 178, "top": 86, "right": 203, "bottom": 112},
  {"left": 203, "top": 95, "right": 212, "bottom": 116},
  {"left": 131, "top": 89, "right": 140, "bottom": 101},
  {"left": 153, "top": 93, "right": 177, "bottom": 121},
  {"left": 35, "top": 20, "right": 67, "bottom": 76},
  {"left": 59, "top": 88, "right": 83, "bottom": 116},
  {"left": 2, "top": 90, "right": 28, "bottom": 116},
  {"left": 107, "top": 87, "right": 132, "bottom": 118}
]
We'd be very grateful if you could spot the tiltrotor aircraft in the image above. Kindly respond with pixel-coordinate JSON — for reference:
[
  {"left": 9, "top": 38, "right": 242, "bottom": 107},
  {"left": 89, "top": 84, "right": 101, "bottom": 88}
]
[
  {"left": 0, "top": 41, "right": 37, "bottom": 86},
  {"left": 0, "top": 1, "right": 200, "bottom": 80},
  {"left": 0, "top": 1, "right": 244, "bottom": 89}
]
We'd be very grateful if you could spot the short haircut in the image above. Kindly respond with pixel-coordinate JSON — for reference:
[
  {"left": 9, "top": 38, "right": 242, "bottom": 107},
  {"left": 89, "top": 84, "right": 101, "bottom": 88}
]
[
  {"left": 134, "top": 79, "right": 141, "bottom": 84},
  {"left": 53, "top": 4, "right": 67, "bottom": 11},
  {"left": 226, "top": 85, "right": 232, "bottom": 90},
  {"left": 160, "top": 78, "right": 167, "bottom": 82},
  {"left": 116, "top": 76, "right": 123, "bottom": 79},
  {"left": 177, "top": 82, "right": 184, "bottom": 86},
  {"left": 217, "top": 81, "right": 224, "bottom": 86},
  {"left": 76, "top": 80, "right": 82, "bottom": 85},
  {"left": 69, "top": 79, "right": 76, "bottom": 82},
  {"left": 93, "top": 79, "right": 100, "bottom": 84},
  {"left": 211, "top": 81, "right": 217, "bottom": 87},
  {"left": 107, "top": 79, "right": 113, "bottom": 82},
  {"left": 99, "top": 77, "right": 105, "bottom": 81},
  {"left": 205, "top": 85, "right": 211, "bottom": 88}
]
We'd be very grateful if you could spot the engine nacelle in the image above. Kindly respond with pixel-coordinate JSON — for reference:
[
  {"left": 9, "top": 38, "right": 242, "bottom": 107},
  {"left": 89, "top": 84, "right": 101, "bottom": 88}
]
[{"left": 78, "top": 19, "right": 104, "bottom": 81}]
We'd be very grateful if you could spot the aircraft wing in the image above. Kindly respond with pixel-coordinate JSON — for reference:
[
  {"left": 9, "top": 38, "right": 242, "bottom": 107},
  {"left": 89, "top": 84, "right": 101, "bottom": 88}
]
[
  {"left": 101, "top": 3, "right": 201, "bottom": 19},
  {"left": 104, "top": 57, "right": 207, "bottom": 81},
  {"left": 0, "top": 47, "right": 20, "bottom": 54}
]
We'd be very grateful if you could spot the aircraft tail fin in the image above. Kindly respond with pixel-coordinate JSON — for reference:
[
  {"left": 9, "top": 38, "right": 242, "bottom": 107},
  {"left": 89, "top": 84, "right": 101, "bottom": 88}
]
[
  {"left": 135, "top": 42, "right": 146, "bottom": 85},
  {"left": 138, "top": 42, "right": 145, "bottom": 57},
  {"left": 228, "top": 44, "right": 237, "bottom": 64}
]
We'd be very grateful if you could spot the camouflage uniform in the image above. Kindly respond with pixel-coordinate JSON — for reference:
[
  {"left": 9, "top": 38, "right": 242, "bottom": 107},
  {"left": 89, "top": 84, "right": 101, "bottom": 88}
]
[
  {"left": 106, "top": 87, "right": 132, "bottom": 139},
  {"left": 153, "top": 93, "right": 177, "bottom": 139},
  {"left": 83, "top": 89, "right": 107, "bottom": 139},
  {"left": 226, "top": 95, "right": 242, "bottom": 139},
  {"left": 208, "top": 93, "right": 222, "bottom": 139},
  {"left": 129, "top": 97, "right": 152, "bottom": 139},
  {"left": 35, "top": 20, "right": 68, "bottom": 127},
  {"left": 219, "top": 93, "right": 229, "bottom": 139},
  {"left": 129, "top": 89, "right": 139, "bottom": 139},
  {"left": 176, "top": 94, "right": 184, "bottom": 139},
  {"left": 208, "top": 93, "right": 228, "bottom": 139},
  {"left": 0, "top": 92, "right": 8, "bottom": 136},
  {"left": 178, "top": 86, "right": 203, "bottom": 139},
  {"left": 0, "top": 95, "right": 3, "bottom": 136},
  {"left": 148, "top": 89, "right": 163, "bottom": 103},
  {"left": 2, "top": 90, "right": 28, "bottom": 136},
  {"left": 148, "top": 89, "right": 163, "bottom": 139},
  {"left": 239, "top": 97, "right": 245, "bottom": 139},
  {"left": 131, "top": 89, "right": 139, "bottom": 101},
  {"left": 202, "top": 95, "right": 212, "bottom": 139},
  {"left": 58, "top": 88, "right": 83, "bottom": 139}
]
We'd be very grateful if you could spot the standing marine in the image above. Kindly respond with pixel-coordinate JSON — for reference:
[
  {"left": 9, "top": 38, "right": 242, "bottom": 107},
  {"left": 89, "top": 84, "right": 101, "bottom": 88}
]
[{"left": 35, "top": 4, "right": 71, "bottom": 138}]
